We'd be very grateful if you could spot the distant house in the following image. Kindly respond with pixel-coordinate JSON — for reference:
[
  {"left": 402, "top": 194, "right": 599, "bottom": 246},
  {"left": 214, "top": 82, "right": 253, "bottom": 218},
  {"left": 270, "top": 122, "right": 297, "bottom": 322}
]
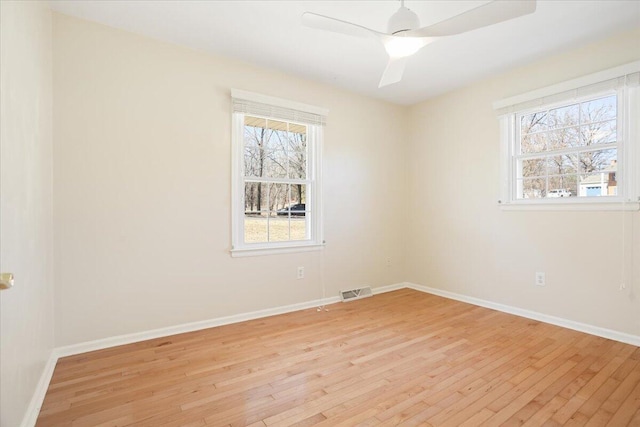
[{"left": 579, "top": 160, "right": 617, "bottom": 197}]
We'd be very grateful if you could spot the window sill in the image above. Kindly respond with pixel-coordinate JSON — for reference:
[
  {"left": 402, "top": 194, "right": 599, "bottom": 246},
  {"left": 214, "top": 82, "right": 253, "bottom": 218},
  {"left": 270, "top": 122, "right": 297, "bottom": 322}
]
[
  {"left": 231, "top": 243, "right": 325, "bottom": 257},
  {"left": 499, "top": 200, "right": 640, "bottom": 211}
]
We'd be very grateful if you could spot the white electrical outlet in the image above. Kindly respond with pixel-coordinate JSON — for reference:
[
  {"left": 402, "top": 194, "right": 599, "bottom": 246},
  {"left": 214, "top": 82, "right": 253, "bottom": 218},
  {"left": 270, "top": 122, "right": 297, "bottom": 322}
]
[
  {"left": 297, "top": 266, "right": 304, "bottom": 279},
  {"left": 535, "top": 272, "right": 545, "bottom": 286}
]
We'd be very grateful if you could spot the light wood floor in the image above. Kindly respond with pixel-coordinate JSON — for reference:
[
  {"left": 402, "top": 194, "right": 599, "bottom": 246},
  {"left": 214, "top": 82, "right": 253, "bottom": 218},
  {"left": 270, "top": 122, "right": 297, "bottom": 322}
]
[{"left": 37, "top": 289, "right": 640, "bottom": 426}]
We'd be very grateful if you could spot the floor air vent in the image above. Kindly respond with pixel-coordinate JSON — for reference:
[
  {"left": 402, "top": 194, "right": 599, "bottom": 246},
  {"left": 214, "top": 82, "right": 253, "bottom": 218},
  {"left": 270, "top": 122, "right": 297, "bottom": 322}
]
[{"left": 340, "top": 286, "right": 373, "bottom": 302}]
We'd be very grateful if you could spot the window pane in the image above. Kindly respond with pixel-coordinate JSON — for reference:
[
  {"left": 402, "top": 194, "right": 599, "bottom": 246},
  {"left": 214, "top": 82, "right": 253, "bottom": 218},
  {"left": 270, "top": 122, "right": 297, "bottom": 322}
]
[
  {"left": 263, "top": 149, "right": 287, "bottom": 178},
  {"left": 267, "top": 125, "right": 287, "bottom": 153},
  {"left": 519, "top": 178, "right": 546, "bottom": 199},
  {"left": 244, "top": 182, "right": 268, "bottom": 215},
  {"left": 244, "top": 126, "right": 287, "bottom": 179},
  {"left": 521, "top": 158, "right": 546, "bottom": 178},
  {"left": 288, "top": 130, "right": 307, "bottom": 179},
  {"left": 244, "top": 147, "right": 261, "bottom": 177},
  {"left": 274, "top": 185, "right": 306, "bottom": 212},
  {"left": 244, "top": 151, "right": 288, "bottom": 179},
  {"left": 521, "top": 133, "right": 546, "bottom": 154},
  {"left": 581, "top": 149, "right": 617, "bottom": 198},
  {"left": 244, "top": 117, "right": 267, "bottom": 149},
  {"left": 547, "top": 154, "right": 577, "bottom": 176},
  {"left": 581, "top": 95, "right": 616, "bottom": 123},
  {"left": 579, "top": 173, "right": 617, "bottom": 197},
  {"left": 547, "top": 103, "right": 579, "bottom": 130},
  {"left": 581, "top": 119, "right": 616, "bottom": 146},
  {"left": 244, "top": 182, "right": 268, "bottom": 244},
  {"left": 577, "top": 148, "right": 617, "bottom": 197},
  {"left": 268, "top": 212, "right": 290, "bottom": 242},
  {"left": 579, "top": 149, "right": 617, "bottom": 174},
  {"left": 267, "top": 183, "right": 290, "bottom": 212},
  {"left": 284, "top": 184, "right": 305, "bottom": 206},
  {"left": 547, "top": 126, "right": 580, "bottom": 150},
  {"left": 290, "top": 216, "right": 307, "bottom": 241},
  {"left": 245, "top": 121, "right": 275, "bottom": 152},
  {"left": 245, "top": 215, "right": 267, "bottom": 243},
  {"left": 244, "top": 117, "right": 290, "bottom": 151},
  {"left": 548, "top": 175, "right": 577, "bottom": 197},
  {"left": 521, "top": 112, "right": 547, "bottom": 134}
]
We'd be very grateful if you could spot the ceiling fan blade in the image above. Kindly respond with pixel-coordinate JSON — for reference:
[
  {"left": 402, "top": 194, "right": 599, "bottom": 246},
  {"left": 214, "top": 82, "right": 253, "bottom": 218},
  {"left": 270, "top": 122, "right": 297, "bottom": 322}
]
[
  {"left": 407, "top": 0, "right": 536, "bottom": 38},
  {"left": 378, "top": 56, "right": 409, "bottom": 88},
  {"left": 302, "top": 12, "right": 383, "bottom": 39}
]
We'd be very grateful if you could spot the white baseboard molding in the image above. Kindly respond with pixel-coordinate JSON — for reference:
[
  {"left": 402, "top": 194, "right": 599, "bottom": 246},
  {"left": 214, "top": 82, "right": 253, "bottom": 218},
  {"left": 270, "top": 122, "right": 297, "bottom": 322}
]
[
  {"left": 20, "top": 349, "right": 58, "bottom": 427},
  {"left": 55, "top": 283, "right": 405, "bottom": 358},
  {"left": 372, "top": 282, "right": 406, "bottom": 295},
  {"left": 406, "top": 282, "right": 640, "bottom": 347},
  {"left": 57, "top": 295, "right": 335, "bottom": 358}
]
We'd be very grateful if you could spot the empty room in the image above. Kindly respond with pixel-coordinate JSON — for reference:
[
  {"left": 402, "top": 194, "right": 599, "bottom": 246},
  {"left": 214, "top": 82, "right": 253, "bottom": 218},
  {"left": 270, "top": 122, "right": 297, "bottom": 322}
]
[{"left": 2, "top": 0, "right": 640, "bottom": 426}]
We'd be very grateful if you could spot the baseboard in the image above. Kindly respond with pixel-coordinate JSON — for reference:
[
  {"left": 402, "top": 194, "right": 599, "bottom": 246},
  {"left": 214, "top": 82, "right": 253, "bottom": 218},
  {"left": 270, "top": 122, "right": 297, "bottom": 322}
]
[
  {"left": 57, "top": 295, "right": 345, "bottom": 357},
  {"left": 405, "top": 282, "right": 640, "bottom": 347},
  {"left": 372, "top": 282, "right": 406, "bottom": 295},
  {"left": 52, "top": 281, "right": 640, "bottom": 358},
  {"left": 20, "top": 349, "right": 58, "bottom": 427},
  {"left": 56, "top": 283, "right": 406, "bottom": 358}
]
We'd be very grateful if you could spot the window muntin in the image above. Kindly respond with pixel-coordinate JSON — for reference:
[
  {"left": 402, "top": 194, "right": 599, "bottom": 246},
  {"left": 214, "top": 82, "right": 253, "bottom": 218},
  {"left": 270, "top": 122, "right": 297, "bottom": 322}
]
[{"left": 514, "top": 93, "right": 620, "bottom": 200}]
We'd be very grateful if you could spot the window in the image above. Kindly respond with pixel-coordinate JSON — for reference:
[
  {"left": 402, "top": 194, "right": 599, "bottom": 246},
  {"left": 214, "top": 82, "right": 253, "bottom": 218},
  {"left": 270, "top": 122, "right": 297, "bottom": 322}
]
[
  {"left": 517, "top": 93, "right": 618, "bottom": 199},
  {"left": 495, "top": 62, "right": 640, "bottom": 210},
  {"left": 231, "top": 90, "right": 327, "bottom": 256}
]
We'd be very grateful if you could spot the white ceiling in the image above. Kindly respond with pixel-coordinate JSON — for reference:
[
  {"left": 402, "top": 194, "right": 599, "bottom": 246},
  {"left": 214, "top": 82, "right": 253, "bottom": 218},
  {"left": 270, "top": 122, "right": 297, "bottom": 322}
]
[{"left": 49, "top": 0, "right": 640, "bottom": 105}]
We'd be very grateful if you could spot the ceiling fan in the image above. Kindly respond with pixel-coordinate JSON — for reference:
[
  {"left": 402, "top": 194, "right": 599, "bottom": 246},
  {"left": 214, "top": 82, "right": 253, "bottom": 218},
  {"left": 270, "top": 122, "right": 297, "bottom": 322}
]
[{"left": 302, "top": 0, "right": 537, "bottom": 88}]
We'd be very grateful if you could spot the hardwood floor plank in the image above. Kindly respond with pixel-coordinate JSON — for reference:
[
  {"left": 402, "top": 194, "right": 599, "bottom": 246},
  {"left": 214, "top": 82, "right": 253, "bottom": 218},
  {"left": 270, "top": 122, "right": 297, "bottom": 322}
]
[
  {"left": 36, "top": 289, "right": 640, "bottom": 426},
  {"left": 506, "top": 354, "right": 597, "bottom": 425},
  {"left": 628, "top": 407, "right": 640, "bottom": 426},
  {"left": 604, "top": 378, "right": 640, "bottom": 426},
  {"left": 551, "top": 343, "right": 635, "bottom": 424},
  {"left": 458, "top": 408, "right": 495, "bottom": 427},
  {"left": 521, "top": 395, "right": 567, "bottom": 427},
  {"left": 482, "top": 359, "right": 578, "bottom": 425}
]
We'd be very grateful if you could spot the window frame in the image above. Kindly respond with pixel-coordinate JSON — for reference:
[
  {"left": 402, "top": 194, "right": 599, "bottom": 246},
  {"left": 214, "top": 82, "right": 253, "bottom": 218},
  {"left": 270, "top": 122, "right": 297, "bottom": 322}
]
[
  {"left": 495, "top": 62, "right": 640, "bottom": 211},
  {"left": 230, "top": 90, "right": 326, "bottom": 257}
]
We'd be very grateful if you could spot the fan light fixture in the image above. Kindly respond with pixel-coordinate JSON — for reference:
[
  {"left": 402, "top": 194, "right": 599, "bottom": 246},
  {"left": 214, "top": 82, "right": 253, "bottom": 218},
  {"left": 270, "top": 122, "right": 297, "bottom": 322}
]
[
  {"left": 302, "top": 0, "right": 537, "bottom": 88},
  {"left": 384, "top": 37, "right": 427, "bottom": 58}
]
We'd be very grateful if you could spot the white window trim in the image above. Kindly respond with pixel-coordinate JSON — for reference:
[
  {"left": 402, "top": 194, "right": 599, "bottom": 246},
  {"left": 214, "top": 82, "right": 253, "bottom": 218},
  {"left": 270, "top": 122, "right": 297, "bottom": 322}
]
[
  {"left": 230, "top": 90, "right": 327, "bottom": 257},
  {"left": 495, "top": 61, "right": 640, "bottom": 211}
]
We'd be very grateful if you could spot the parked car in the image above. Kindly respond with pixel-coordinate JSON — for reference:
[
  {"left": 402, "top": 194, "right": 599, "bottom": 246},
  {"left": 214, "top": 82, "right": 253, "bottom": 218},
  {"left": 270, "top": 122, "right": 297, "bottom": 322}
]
[
  {"left": 547, "top": 189, "right": 572, "bottom": 198},
  {"left": 277, "top": 203, "right": 306, "bottom": 216}
]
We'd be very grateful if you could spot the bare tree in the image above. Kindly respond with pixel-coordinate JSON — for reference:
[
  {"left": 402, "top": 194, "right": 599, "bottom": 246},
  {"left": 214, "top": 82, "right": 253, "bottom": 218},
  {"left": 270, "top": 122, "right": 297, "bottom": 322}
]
[
  {"left": 243, "top": 120, "right": 308, "bottom": 214},
  {"left": 244, "top": 125, "right": 268, "bottom": 212},
  {"left": 288, "top": 131, "right": 307, "bottom": 203},
  {"left": 520, "top": 96, "right": 616, "bottom": 197}
]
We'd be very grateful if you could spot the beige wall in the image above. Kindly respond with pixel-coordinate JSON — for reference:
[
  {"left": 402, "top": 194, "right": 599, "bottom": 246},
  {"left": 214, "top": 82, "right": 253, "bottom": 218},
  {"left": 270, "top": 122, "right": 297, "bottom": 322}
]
[
  {"left": 407, "top": 28, "right": 640, "bottom": 336},
  {"left": 52, "top": 13, "right": 408, "bottom": 346},
  {"left": 0, "top": 1, "right": 54, "bottom": 426},
  {"left": 52, "top": 11, "right": 640, "bottom": 348}
]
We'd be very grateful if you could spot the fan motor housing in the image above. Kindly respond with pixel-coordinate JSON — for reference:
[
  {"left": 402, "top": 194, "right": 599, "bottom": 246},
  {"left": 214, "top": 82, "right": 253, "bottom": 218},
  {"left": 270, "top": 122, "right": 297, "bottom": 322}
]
[{"left": 388, "top": 7, "right": 419, "bottom": 34}]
